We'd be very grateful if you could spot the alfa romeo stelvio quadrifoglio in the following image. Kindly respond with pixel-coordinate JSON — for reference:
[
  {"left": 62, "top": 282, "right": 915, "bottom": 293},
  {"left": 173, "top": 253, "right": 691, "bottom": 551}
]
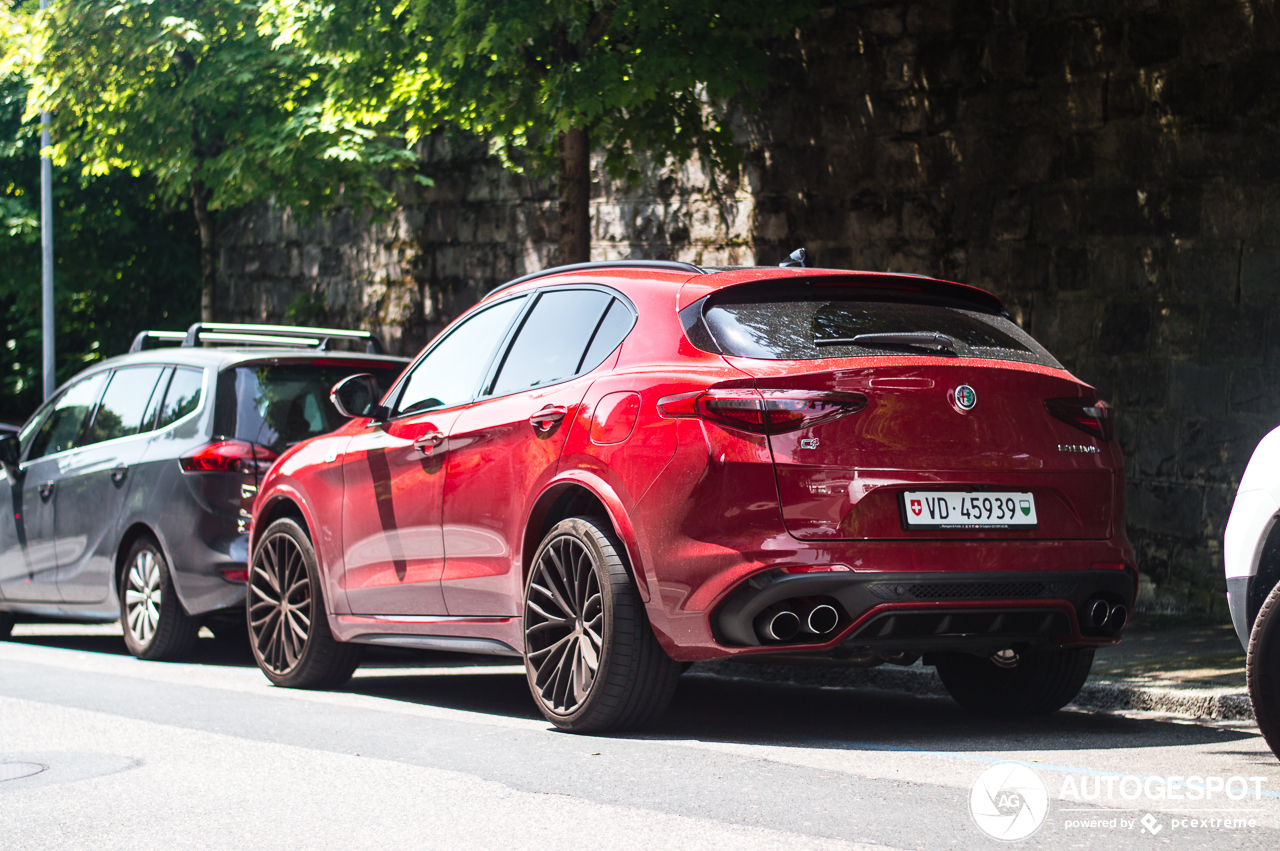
[{"left": 245, "top": 259, "right": 1135, "bottom": 733}]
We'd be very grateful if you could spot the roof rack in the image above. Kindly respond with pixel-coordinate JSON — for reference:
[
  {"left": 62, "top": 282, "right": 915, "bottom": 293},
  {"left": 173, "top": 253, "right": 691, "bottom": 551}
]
[
  {"left": 485, "top": 259, "right": 704, "bottom": 297},
  {"left": 129, "top": 322, "right": 386, "bottom": 354}
]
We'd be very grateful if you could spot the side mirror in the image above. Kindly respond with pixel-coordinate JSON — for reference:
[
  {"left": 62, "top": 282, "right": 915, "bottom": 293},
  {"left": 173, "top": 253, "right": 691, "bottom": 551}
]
[
  {"left": 0, "top": 434, "right": 20, "bottom": 482},
  {"left": 330, "top": 374, "right": 388, "bottom": 421}
]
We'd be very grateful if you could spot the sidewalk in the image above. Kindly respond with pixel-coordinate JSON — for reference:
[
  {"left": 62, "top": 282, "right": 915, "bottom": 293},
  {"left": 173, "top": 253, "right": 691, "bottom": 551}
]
[{"left": 688, "top": 613, "right": 1255, "bottom": 721}]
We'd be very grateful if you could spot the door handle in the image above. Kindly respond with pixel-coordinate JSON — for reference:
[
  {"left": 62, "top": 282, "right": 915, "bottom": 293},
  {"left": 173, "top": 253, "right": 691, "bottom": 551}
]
[
  {"left": 38, "top": 481, "right": 54, "bottom": 500},
  {"left": 529, "top": 406, "right": 568, "bottom": 433},
  {"left": 111, "top": 463, "right": 128, "bottom": 483},
  {"left": 412, "top": 431, "right": 446, "bottom": 455}
]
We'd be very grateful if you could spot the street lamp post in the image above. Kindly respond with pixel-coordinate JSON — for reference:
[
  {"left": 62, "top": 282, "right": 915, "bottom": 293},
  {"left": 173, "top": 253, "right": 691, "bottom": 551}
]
[{"left": 40, "top": 0, "right": 54, "bottom": 401}]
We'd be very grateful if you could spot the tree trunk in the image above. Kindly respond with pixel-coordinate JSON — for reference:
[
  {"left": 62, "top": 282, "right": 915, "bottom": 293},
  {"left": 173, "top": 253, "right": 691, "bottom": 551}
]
[
  {"left": 191, "top": 180, "right": 216, "bottom": 322},
  {"left": 557, "top": 127, "right": 591, "bottom": 265}
]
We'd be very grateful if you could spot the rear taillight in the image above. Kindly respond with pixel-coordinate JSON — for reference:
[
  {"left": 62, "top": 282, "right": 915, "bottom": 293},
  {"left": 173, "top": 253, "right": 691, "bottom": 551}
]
[
  {"left": 1045, "top": 398, "right": 1113, "bottom": 441},
  {"left": 180, "top": 440, "right": 278, "bottom": 473},
  {"left": 658, "top": 389, "right": 867, "bottom": 435}
]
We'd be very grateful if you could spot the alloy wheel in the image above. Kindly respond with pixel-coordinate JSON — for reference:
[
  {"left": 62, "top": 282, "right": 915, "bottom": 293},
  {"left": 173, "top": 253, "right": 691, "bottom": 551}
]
[
  {"left": 124, "top": 549, "right": 163, "bottom": 646},
  {"left": 249, "top": 530, "right": 313, "bottom": 675},
  {"left": 524, "top": 534, "right": 604, "bottom": 714}
]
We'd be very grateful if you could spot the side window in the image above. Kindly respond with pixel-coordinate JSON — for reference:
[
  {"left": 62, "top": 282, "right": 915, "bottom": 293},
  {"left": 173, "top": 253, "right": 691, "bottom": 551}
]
[
  {"left": 17, "top": 399, "right": 56, "bottom": 459},
  {"left": 578, "top": 299, "right": 635, "bottom": 375},
  {"left": 26, "top": 373, "right": 109, "bottom": 461},
  {"left": 489, "top": 290, "right": 613, "bottom": 396},
  {"left": 141, "top": 367, "right": 174, "bottom": 432},
  {"left": 394, "top": 295, "right": 528, "bottom": 415},
  {"left": 156, "top": 367, "right": 205, "bottom": 430},
  {"left": 82, "top": 366, "right": 167, "bottom": 446}
]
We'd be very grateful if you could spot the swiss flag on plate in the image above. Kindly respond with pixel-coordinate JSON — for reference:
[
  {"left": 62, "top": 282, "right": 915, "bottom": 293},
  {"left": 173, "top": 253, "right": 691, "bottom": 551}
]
[{"left": 910, "top": 499, "right": 922, "bottom": 517}]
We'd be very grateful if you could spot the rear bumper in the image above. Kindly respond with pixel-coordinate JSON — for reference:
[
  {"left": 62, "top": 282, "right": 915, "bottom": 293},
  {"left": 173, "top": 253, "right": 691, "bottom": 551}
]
[{"left": 692, "top": 564, "right": 1137, "bottom": 663}]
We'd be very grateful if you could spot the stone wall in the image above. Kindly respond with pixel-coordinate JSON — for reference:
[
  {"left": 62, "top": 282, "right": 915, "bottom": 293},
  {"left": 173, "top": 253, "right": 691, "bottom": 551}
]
[
  {"left": 216, "top": 0, "right": 1280, "bottom": 613},
  {"left": 216, "top": 133, "right": 754, "bottom": 356},
  {"left": 745, "top": 0, "right": 1280, "bottom": 614}
]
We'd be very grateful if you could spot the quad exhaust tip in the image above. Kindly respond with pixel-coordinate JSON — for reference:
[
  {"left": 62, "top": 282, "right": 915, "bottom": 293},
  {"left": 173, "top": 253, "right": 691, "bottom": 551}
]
[
  {"left": 1084, "top": 599, "right": 1127, "bottom": 632},
  {"left": 804, "top": 604, "right": 839, "bottom": 636},
  {"left": 1086, "top": 598, "right": 1111, "bottom": 629},
  {"left": 755, "top": 603, "right": 840, "bottom": 643},
  {"left": 757, "top": 609, "right": 801, "bottom": 642}
]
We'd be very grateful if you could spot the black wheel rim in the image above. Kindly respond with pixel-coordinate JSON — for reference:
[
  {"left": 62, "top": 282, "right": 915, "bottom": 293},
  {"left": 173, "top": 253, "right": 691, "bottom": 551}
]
[
  {"left": 249, "top": 532, "right": 312, "bottom": 675},
  {"left": 524, "top": 534, "right": 604, "bottom": 715}
]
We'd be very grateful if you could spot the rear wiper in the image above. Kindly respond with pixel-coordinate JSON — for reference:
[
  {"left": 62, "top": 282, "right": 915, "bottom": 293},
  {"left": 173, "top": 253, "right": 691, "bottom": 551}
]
[{"left": 815, "top": 332, "right": 958, "bottom": 354}]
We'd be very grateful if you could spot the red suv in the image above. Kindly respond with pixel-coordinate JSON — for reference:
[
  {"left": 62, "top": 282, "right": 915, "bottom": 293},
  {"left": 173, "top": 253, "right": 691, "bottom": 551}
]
[{"left": 246, "top": 260, "right": 1135, "bottom": 733}]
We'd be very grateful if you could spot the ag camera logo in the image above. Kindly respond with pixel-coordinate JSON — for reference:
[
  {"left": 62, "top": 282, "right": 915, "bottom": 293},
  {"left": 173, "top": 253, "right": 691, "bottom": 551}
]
[{"left": 970, "top": 763, "right": 1049, "bottom": 841}]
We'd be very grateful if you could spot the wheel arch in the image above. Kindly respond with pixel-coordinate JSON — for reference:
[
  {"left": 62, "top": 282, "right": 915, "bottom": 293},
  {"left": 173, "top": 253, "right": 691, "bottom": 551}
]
[
  {"left": 250, "top": 486, "right": 349, "bottom": 622},
  {"left": 1250, "top": 521, "right": 1280, "bottom": 633},
  {"left": 115, "top": 522, "right": 163, "bottom": 600},
  {"left": 256, "top": 494, "right": 310, "bottom": 540},
  {"left": 523, "top": 473, "right": 650, "bottom": 602}
]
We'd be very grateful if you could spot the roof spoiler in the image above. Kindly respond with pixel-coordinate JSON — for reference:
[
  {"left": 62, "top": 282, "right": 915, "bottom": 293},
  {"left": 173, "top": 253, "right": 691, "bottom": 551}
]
[{"left": 129, "top": 323, "right": 386, "bottom": 354}]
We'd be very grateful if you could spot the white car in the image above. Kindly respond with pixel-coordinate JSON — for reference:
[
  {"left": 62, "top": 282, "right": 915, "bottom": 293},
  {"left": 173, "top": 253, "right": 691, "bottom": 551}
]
[{"left": 1224, "top": 425, "right": 1280, "bottom": 757}]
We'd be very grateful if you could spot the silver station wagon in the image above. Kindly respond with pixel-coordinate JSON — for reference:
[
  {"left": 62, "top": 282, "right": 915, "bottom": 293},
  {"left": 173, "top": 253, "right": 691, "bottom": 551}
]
[{"left": 0, "top": 323, "right": 406, "bottom": 659}]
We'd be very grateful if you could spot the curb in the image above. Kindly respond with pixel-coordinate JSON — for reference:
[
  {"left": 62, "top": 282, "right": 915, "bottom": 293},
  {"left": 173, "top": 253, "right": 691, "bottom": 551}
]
[{"left": 687, "top": 660, "right": 1255, "bottom": 722}]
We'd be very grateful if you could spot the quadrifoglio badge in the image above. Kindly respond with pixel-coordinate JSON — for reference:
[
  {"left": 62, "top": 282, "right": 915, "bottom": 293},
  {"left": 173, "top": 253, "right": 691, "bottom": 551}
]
[{"left": 969, "top": 763, "right": 1269, "bottom": 841}]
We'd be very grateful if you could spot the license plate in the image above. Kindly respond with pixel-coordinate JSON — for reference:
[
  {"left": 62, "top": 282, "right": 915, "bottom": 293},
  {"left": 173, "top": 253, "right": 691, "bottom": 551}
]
[{"left": 902, "top": 491, "right": 1037, "bottom": 529}]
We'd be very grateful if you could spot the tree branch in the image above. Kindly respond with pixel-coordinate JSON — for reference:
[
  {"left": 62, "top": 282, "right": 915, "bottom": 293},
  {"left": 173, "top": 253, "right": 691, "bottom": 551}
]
[{"left": 582, "top": 1, "right": 618, "bottom": 48}]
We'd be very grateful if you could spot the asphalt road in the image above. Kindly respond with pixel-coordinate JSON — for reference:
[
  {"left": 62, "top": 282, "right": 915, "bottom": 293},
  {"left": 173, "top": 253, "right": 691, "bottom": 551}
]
[{"left": 2, "top": 625, "right": 1279, "bottom": 851}]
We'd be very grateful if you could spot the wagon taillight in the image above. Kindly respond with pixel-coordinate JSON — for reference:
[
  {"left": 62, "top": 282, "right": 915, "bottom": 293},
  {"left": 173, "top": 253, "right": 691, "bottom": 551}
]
[{"left": 179, "top": 439, "right": 278, "bottom": 474}]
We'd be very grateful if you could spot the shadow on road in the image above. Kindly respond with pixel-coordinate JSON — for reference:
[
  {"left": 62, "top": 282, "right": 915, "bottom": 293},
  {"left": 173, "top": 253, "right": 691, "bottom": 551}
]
[
  {"left": 11, "top": 632, "right": 258, "bottom": 667},
  {"left": 12, "top": 629, "right": 1263, "bottom": 752},
  {"left": 650, "top": 674, "right": 1260, "bottom": 753}
]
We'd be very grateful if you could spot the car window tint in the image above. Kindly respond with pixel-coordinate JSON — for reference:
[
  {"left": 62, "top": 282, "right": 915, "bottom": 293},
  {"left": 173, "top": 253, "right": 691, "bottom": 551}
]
[
  {"left": 82, "top": 366, "right": 167, "bottom": 445},
  {"left": 140, "top": 367, "right": 174, "bottom": 432},
  {"left": 225, "top": 362, "right": 404, "bottom": 453},
  {"left": 395, "top": 295, "right": 527, "bottom": 415},
  {"left": 698, "top": 284, "right": 1062, "bottom": 368},
  {"left": 490, "top": 290, "right": 612, "bottom": 396},
  {"left": 156, "top": 367, "right": 205, "bottom": 429},
  {"left": 26, "top": 372, "right": 109, "bottom": 461},
  {"left": 577, "top": 298, "right": 634, "bottom": 375}
]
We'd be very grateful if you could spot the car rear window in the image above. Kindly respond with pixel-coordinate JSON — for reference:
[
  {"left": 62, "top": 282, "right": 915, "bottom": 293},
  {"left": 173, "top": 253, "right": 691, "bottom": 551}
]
[
  {"left": 216, "top": 362, "right": 405, "bottom": 453},
  {"left": 690, "top": 285, "right": 1061, "bottom": 368}
]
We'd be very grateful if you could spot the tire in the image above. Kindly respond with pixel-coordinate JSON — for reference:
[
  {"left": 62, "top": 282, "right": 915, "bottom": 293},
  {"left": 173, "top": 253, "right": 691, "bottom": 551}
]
[
  {"left": 248, "top": 517, "right": 361, "bottom": 689},
  {"left": 1247, "top": 580, "right": 1280, "bottom": 759},
  {"left": 522, "top": 516, "right": 681, "bottom": 734},
  {"left": 0, "top": 611, "right": 13, "bottom": 639},
  {"left": 934, "top": 646, "right": 1094, "bottom": 716},
  {"left": 120, "top": 536, "right": 200, "bottom": 661}
]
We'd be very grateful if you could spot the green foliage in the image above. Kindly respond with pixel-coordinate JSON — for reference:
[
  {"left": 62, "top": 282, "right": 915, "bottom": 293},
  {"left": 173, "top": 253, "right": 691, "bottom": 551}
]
[
  {"left": 263, "top": 0, "right": 824, "bottom": 182},
  {"left": 0, "top": 74, "right": 201, "bottom": 424},
  {"left": 4, "top": 0, "right": 413, "bottom": 215}
]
